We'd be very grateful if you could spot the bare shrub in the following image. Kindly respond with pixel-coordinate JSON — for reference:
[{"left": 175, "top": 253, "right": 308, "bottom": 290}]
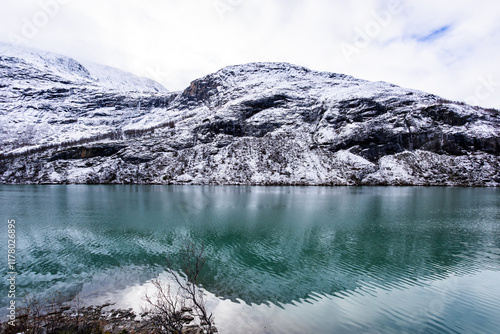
[
  {"left": 143, "top": 241, "right": 217, "bottom": 334},
  {"left": 143, "top": 278, "right": 187, "bottom": 333}
]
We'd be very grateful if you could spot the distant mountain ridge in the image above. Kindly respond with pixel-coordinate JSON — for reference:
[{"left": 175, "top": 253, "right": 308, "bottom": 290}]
[
  {"left": 0, "top": 42, "right": 167, "bottom": 92},
  {"left": 0, "top": 44, "right": 499, "bottom": 186}
]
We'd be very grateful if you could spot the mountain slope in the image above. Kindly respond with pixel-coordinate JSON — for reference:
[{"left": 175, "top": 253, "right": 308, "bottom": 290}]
[
  {"left": 0, "top": 42, "right": 168, "bottom": 92},
  {"left": 0, "top": 43, "right": 174, "bottom": 155},
  {"left": 79, "top": 61, "right": 167, "bottom": 93},
  {"left": 0, "top": 46, "right": 499, "bottom": 186}
]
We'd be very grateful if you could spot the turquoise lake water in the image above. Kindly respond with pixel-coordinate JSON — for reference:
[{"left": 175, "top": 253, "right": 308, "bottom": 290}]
[{"left": 1, "top": 185, "right": 499, "bottom": 333}]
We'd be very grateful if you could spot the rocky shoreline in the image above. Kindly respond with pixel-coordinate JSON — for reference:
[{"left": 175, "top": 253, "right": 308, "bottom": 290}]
[{"left": 1, "top": 302, "right": 213, "bottom": 334}]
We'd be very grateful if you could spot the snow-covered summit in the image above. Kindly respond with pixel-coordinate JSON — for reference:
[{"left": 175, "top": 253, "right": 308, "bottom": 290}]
[
  {"left": 79, "top": 61, "right": 167, "bottom": 93},
  {"left": 175, "top": 61, "right": 431, "bottom": 110},
  {"left": 0, "top": 42, "right": 167, "bottom": 92}
]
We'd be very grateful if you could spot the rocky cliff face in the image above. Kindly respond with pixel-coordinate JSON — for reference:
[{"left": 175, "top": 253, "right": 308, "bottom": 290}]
[{"left": 1, "top": 45, "right": 499, "bottom": 186}]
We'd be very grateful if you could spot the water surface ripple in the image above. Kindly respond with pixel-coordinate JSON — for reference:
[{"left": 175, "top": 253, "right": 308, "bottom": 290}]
[{"left": 1, "top": 185, "right": 499, "bottom": 333}]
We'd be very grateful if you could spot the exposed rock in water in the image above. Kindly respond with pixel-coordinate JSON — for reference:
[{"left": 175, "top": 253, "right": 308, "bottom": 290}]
[{"left": 1, "top": 44, "right": 499, "bottom": 186}]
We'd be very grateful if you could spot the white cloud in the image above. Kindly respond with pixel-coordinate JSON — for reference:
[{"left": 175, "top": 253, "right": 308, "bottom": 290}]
[{"left": 0, "top": 0, "right": 499, "bottom": 108}]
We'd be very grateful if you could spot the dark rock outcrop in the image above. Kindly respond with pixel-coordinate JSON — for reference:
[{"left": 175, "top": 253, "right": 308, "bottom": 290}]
[{"left": 48, "top": 144, "right": 126, "bottom": 161}]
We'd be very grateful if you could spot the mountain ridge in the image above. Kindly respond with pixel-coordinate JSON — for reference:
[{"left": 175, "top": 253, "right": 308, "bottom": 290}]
[
  {"left": 1, "top": 45, "right": 499, "bottom": 186},
  {"left": 0, "top": 42, "right": 168, "bottom": 92}
]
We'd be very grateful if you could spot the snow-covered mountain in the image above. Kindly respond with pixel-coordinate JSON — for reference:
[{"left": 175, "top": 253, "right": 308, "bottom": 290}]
[
  {"left": 79, "top": 61, "right": 167, "bottom": 93},
  {"left": 1, "top": 44, "right": 499, "bottom": 186},
  {"left": 0, "top": 42, "right": 173, "bottom": 155},
  {"left": 0, "top": 42, "right": 168, "bottom": 92}
]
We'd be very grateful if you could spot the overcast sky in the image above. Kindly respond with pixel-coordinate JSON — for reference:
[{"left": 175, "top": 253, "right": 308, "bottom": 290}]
[{"left": 1, "top": 0, "right": 499, "bottom": 108}]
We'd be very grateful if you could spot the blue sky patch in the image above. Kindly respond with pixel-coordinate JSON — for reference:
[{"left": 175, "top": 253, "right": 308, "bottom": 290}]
[{"left": 417, "top": 25, "right": 451, "bottom": 42}]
